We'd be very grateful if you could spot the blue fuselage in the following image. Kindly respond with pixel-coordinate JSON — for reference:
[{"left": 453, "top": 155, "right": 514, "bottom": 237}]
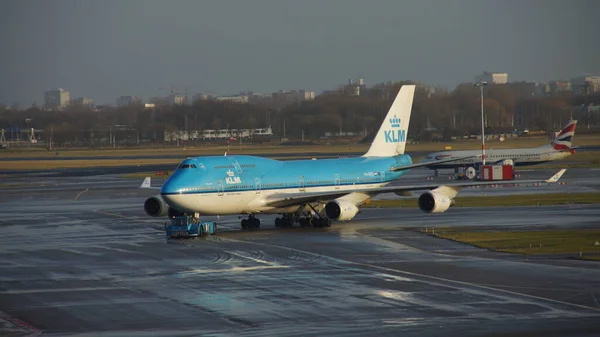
[{"left": 159, "top": 154, "right": 412, "bottom": 214}]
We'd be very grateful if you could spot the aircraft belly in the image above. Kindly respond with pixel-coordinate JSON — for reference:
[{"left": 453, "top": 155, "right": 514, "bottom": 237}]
[
  {"left": 163, "top": 193, "right": 251, "bottom": 215},
  {"left": 163, "top": 183, "right": 387, "bottom": 215}
]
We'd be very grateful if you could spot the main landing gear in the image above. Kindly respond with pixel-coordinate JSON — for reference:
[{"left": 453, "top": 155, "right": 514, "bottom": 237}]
[
  {"left": 274, "top": 214, "right": 331, "bottom": 228},
  {"left": 241, "top": 215, "right": 260, "bottom": 230}
]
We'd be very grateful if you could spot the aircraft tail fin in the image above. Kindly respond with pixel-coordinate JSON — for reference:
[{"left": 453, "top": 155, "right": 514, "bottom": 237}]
[
  {"left": 363, "top": 85, "right": 415, "bottom": 157},
  {"left": 551, "top": 120, "right": 577, "bottom": 151},
  {"left": 140, "top": 177, "right": 151, "bottom": 188}
]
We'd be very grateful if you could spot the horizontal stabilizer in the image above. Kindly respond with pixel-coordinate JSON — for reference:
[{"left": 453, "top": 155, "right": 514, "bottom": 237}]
[
  {"left": 545, "top": 169, "right": 566, "bottom": 183},
  {"left": 139, "top": 177, "right": 161, "bottom": 190},
  {"left": 391, "top": 155, "right": 479, "bottom": 172}
]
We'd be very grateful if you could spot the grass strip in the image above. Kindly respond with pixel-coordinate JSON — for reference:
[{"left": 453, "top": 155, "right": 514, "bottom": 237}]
[{"left": 432, "top": 229, "right": 600, "bottom": 256}]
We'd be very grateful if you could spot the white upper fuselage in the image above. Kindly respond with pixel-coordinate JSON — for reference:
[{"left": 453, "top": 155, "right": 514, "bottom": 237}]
[{"left": 420, "top": 145, "right": 572, "bottom": 169}]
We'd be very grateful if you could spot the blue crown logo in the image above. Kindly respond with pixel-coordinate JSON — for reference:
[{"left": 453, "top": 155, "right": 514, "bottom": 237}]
[{"left": 389, "top": 115, "right": 401, "bottom": 128}]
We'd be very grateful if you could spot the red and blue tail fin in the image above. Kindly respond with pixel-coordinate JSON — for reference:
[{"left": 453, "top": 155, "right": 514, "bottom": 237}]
[{"left": 551, "top": 120, "right": 577, "bottom": 151}]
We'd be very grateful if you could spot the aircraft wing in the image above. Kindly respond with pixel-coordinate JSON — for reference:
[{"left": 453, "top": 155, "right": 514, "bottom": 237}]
[
  {"left": 139, "top": 177, "right": 161, "bottom": 190},
  {"left": 264, "top": 169, "right": 566, "bottom": 208},
  {"left": 391, "top": 155, "right": 478, "bottom": 172}
]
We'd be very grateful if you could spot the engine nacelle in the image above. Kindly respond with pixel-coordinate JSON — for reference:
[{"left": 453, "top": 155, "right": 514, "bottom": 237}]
[
  {"left": 324, "top": 200, "right": 359, "bottom": 221},
  {"left": 418, "top": 191, "right": 453, "bottom": 214},
  {"left": 465, "top": 167, "right": 477, "bottom": 180},
  {"left": 144, "top": 195, "right": 184, "bottom": 218},
  {"left": 144, "top": 195, "right": 169, "bottom": 217}
]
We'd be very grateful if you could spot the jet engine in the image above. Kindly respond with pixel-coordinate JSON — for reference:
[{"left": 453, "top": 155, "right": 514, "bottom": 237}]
[
  {"left": 144, "top": 195, "right": 184, "bottom": 218},
  {"left": 418, "top": 191, "right": 453, "bottom": 213},
  {"left": 324, "top": 200, "right": 359, "bottom": 221}
]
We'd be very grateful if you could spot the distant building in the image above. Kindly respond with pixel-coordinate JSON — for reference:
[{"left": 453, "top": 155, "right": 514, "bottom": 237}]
[
  {"left": 216, "top": 95, "right": 249, "bottom": 103},
  {"left": 479, "top": 72, "right": 508, "bottom": 84},
  {"left": 345, "top": 84, "right": 361, "bottom": 96},
  {"left": 546, "top": 81, "right": 572, "bottom": 95},
  {"left": 248, "top": 93, "right": 272, "bottom": 103},
  {"left": 343, "top": 78, "right": 366, "bottom": 96},
  {"left": 169, "top": 94, "right": 186, "bottom": 105},
  {"left": 70, "top": 97, "right": 93, "bottom": 107},
  {"left": 116, "top": 96, "right": 142, "bottom": 107},
  {"left": 297, "top": 90, "right": 315, "bottom": 101},
  {"left": 44, "top": 88, "right": 70, "bottom": 109},
  {"left": 571, "top": 75, "right": 600, "bottom": 94},
  {"left": 193, "top": 93, "right": 215, "bottom": 102}
]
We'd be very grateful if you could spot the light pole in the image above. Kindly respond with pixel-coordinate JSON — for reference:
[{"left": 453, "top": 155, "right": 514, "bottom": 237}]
[
  {"left": 474, "top": 81, "right": 488, "bottom": 165},
  {"left": 25, "top": 118, "right": 33, "bottom": 147}
]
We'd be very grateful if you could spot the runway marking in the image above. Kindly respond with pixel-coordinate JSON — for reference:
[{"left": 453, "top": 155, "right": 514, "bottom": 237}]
[
  {"left": 74, "top": 188, "right": 89, "bottom": 200},
  {"left": 218, "top": 237, "right": 600, "bottom": 313},
  {"left": 592, "top": 292, "right": 600, "bottom": 308},
  {"left": 178, "top": 265, "right": 288, "bottom": 275},
  {"left": 225, "top": 250, "right": 279, "bottom": 266},
  {"left": 468, "top": 283, "right": 593, "bottom": 293},
  {"left": 0, "top": 286, "right": 127, "bottom": 295},
  {"left": 93, "top": 209, "right": 157, "bottom": 225},
  {"left": 177, "top": 250, "right": 288, "bottom": 276}
]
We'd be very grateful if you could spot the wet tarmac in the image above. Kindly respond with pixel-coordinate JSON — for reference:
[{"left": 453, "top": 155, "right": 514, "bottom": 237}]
[{"left": 1, "top": 173, "right": 600, "bottom": 336}]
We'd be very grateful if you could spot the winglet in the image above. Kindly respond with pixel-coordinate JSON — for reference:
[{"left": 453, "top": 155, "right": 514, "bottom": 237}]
[
  {"left": 140, "top": 177, "right": 152, "bottom": 188},
  {"left": 545, "top": 169, "right": 566, "bottom": 183}
]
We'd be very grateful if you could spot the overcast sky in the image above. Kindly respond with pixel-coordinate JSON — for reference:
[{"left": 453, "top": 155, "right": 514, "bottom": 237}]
[{"left": 1, "top": 0, "right": 598, "bottom": 106}]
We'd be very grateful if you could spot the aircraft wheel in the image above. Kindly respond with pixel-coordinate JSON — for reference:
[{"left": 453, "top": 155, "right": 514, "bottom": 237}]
[
  {"left": 241, "top": 219, "right": 248, "bottom": 229},
  {"left": 323, "top": 218, "right": 331, "bottom": 227},
  {"left": 254, "top": 218, "right": 261, "bottom": 229},
  {"left": 275, "top": 217, "right": 282, "bottom": 227}
]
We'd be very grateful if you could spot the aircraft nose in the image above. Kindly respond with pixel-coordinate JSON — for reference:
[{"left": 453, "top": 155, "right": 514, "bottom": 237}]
[
  {"left": 161, "top": 175, "right": 184, "bottom": 195},
  {"left": 160, "top": 176, "right": 188, "bottom": 210}
]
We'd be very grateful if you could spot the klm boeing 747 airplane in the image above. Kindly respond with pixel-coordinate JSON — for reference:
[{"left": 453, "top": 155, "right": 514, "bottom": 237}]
[{"left": 141, "top": 85, "right": 566, "bottom": 229}]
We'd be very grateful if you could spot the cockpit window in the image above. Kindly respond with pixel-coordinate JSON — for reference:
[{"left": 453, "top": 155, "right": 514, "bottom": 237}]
[{"left": 178, "top": 164, "right": 198, "bottom": 169}]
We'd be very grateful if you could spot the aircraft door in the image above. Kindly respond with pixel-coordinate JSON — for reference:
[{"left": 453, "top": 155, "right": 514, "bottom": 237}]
[
  {"left": 380, "top": 171, "right": 386, "bottom": 183},
  {"left": 227, "top": 157, "right": 243, "bottom": 174},
  {"left": 254, "top": 178, "right": 261, "bottom": 194},
  {"left": 334, "top": 173, "right": 340, "bottom": 190},
  {"left": 299, "top": 176, "right": 305, "bottom": 192},
  {"left": 217, "top": 181, "right": 224, "bottom": 196}
]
